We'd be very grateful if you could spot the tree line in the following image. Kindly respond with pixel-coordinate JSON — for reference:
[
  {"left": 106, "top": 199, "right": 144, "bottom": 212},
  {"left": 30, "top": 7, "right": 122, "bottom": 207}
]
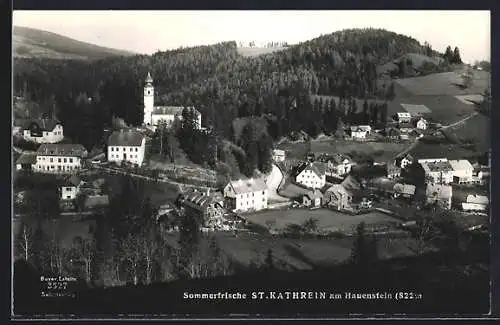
[{"left": 13, "top": 28, "right": 441, "bottom": 152}]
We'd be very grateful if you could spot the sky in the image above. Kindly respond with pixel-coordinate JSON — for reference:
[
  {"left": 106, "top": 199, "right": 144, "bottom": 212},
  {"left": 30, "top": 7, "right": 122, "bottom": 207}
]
[{"left": 13, "top": 10, "right": 491, "bottom": 63}]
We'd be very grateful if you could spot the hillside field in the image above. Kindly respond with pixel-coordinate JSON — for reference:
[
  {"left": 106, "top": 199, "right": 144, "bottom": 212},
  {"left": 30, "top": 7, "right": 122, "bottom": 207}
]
[{"left": 237, "top": 47, "right": 285, "bottom": 57}]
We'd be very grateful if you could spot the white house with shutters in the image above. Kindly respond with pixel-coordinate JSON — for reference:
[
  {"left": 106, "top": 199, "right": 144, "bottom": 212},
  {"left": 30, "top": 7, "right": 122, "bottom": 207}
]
[
  {"left": 416, "top": 118, "right": 428, "bottom": 130},
  {"left": 107, "top": 129, "right": 146, "bottom": 166},
  {"left": 295, "top": 162, "right": 326, "bottom": 189},
  {"left": 59, "top": 175, "right": 82, "bottom": 200},
  {"left": 223, "top": 178, "right": 268, "bottom": 213}
]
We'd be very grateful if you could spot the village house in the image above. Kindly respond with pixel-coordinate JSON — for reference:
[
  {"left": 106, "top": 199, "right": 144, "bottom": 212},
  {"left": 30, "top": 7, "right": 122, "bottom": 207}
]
[
  {"left": 318, "top": 153, "right": 354, "bottom": 177},
  {"left": 349, "top": 125, "right": 372, "bottom": 139},
  {"left": 295, "top": 162, "right": 326, "bottom": 189},
  {"left": 143, "top": 72, "right": 201, "bottom": 129},
  {"left": 324, "top": 175, "right": 361, "bottom": 210},
  {"left": 421, "top": 160, "right": 454, "bottom": 184},
  {"left": 395, "top": 154, "right": 414, "bottom": 169},
  {"left": 59, "top": 175, "right": 82, "bottom": 201},
  {"left": 302, "top": 190, "right": 323, "bottom": 208},
  {"left": 385, "top": 126, "right": 402, "bottom": 139},
  {"left": 15, "top": 152, "right": 37, "bottom": 171},
  {"left": 386, "top": 163, "right": 401, "bottom": 179},
  {"left": 448, "top": 159, "right": 474, "bottom": 184},
  {"left": 398, "top": 122, "right": 414, "bottom": 133},
  {"left": 416, "top": 117, "right": 428, "bottom": 130},
  {"left": 393, "top": 183, "right": 416, "bottom": 199},
  {"left": 418, "top": 158, "right": 448, "bottom": 164},
  {"left": 179, "top": 190, "right": 225, "bottom": 223},
  {"left": 472, "top": 165, "right": 490, "bottom": 184},
  {"left": 272, "top": 149, "right": 286, "bottom": 162},
  {"left": 16, "top": 119, "right": 64, "bottom": 144},
  {"left": 107, "top": 129, "right": 146, "bottom": 166},
  {"left": 397, "top": 112, "right": 412, "bottom": 124},
  {"left": 462, "top": 194, "right": 489, "bottom": 212},
  {"left": 426, "top": 184, "right": 453, "bottom": 210},
  {"left": 223, "top": 178, "right": 268, "bottom": 213},
  {"left": 34, "top": 143, "right": 87, "bottom": 174}
]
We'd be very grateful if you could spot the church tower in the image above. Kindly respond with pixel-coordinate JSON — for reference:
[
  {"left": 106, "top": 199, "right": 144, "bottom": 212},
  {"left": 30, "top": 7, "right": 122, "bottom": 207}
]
[{"left": 143, "top": 72, "right": 154, "bottom": 125}]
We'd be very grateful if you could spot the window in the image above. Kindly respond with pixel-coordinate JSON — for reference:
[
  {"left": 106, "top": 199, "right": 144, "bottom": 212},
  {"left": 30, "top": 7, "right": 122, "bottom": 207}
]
[
  {"left": 69, "top": 158, "right": 73, "bottom": 163},
  {"left": 57, "top": 166, "right": 61, "bottom": 170},
  {"left": 50, "top": 158, "right": 53, "bottom": 162},
  {"left": 262, "top": 197, "right": 265, "bottom": 202},
  {"left": 135, "top": 148, "right": 138, "bottom": 152},
  {"left": 130, "top": 148, "right": 133, "bottom": 152},
  {"left": 262, "top": 191, "right": 265, "bottom": 195},
  {"left": 64, "top": 158, "right": 67, "bottom": 163},
  {"left": 111, "top": 147, "right": 114, "bottom": 151},
  {"left": 58, "top": 158, "right": 61, "bottom": 163}
]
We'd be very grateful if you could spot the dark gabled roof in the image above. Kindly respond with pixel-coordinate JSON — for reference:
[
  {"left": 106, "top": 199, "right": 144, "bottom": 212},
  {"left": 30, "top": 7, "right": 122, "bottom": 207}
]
[
  {"left": 305, "top": 189, "right": 323, "bottom": 201},
  {"left": 318, "top": 153, "right": 351, "bottom": 165},
  {"left": 62, "top": 175, "right": 81, "bottom": 187},
  {"left": 298, "top": 162, "right": 326, "bottom": 178},
  {"left": 37, "top": 144, "right": 87, "bottom": 157},
  {"left": 393, "top": 183, "right": 416, "bottom": 196},
  {"left": 107, "top": 129, "right": 145, "bottom": 147},
  {"left": 340, "top": 175, "right": 361, "bottom": 193},
  {"left": 16, "top": 119, "right": 62, "bottom": 131},
  {"left": 16, "top": 152, "right": 37, "bottom": 165},
  {"left": 181, "top": 192, "right": 219, "bottom": 212},
  {"left": 387, "top": 163, "right": 401, "bottom": 173}
]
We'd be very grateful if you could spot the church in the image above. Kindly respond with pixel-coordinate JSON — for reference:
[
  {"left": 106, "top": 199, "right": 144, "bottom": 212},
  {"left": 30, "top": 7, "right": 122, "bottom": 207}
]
[{"left": 143, "top": 72, "right": 202, "bottom": 129}]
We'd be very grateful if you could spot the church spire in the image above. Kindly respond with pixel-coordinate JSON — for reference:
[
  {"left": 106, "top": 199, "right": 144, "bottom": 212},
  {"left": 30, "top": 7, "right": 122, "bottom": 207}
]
[{"left": 146, "top": 72, "right": 153, "bottom": 84}]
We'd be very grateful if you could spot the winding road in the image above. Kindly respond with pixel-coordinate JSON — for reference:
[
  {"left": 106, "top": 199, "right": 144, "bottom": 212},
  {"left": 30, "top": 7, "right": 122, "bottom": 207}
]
[{"left": 265, "top": 164, "right": 289, "bottom": 202}]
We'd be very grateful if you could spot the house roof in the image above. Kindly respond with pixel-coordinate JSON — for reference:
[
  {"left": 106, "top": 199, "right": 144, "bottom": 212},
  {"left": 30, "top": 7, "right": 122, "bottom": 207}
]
[
  {"left": 426, "top": 184, "right": 452, "bottom": 199},
  {"left": 326, "top": 184, "right": 350, "bottom": 196},
  {"left": 16, "top": 152, "right": 37, "bottom": 165},
  {"left": 387, "top": 164, "right": 401, "bottom": 173},
  {"left": 229, "top": 178, "right": 267, "bottom": 195},
  {"left": 417, "top": 118, "right": 427, "bottom": 124},
  {"left": 422, "top": 161, "right": 453, "bottom": 173},
  {"left": 461, "top": 202, "right": 487, "bottom": 210},
  {"left": 298, "top": 162, "right": 326, "bottom": 178},
  {"left": 318, "top": 153, "right": 351, "bottom": 165},
  {"left": 107, "top": 129, "right": 145, "bottom": 147},
  {"left": 449, "top": 159, "right": 474, "bottom": 172},
  {"left": 37, "top": 144, "right": 87, "bottom": 157},
  {"left": 350, "top": 125, "right": 371, "bottom": 132},
  {"left": 393, "top": 183, "right": 416, "bottom": 196},
  {"left": 305, "top": 189, "right": 323, "bottom": 201},
  {"left": 181, "top": 192, "right": 219, "bottom": 212},
  {"left": 273, "top": 149, "right": 285, "bottom": 155},
  {"left": 15, "top": 118, "right": 61, "bottom": 131},
  {"left": 340, "top": 175, "right": 361, "bottom": 194},
  {"left": 466, "top": 194, "right": 489, "bottom": 205},
  {"left": 152, "top": 106, "right": 200, "bottom": 116}
]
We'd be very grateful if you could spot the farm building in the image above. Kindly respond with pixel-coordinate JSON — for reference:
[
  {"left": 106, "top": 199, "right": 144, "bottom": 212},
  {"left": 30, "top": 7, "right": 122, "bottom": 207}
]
[
  {"left": 399, "top": 123, "right": 414, "bottom": 133},
  {"left": 302, "top": 190, "right": 323, "bottom": 208},
  {"left": 466, "top": 194, "right": 489, "bottom": 205},
  {"left": 386, "top": 163, "right": 401, "bottom": 179},
  {"left": 178, "top": 190, "right": 225, "bottom": 223},
  {"left": 272, "top": 149, "right": 286, "bottom": 162},
  {"left": 416, "top": 118, "right": 428, "bottom": 130},
  {"left": 449, "top": 159, "right": 474, "bottom": 184},
  {"left": 395, "top": 154, "right": 414, "bottom": 169},
  {"left": 397, "top": 112, "right": 412, "bottom": 123},
  {"left": 318, "top": 153, "right": 354, "bottom": 177},
  {"left": 349, "top": 125, "right": 372, "bottom": 139},
  {"left": 15, "top": 118, "right": 65, "bottom": 144},
  {"left": 426, "top": 184, "right": 452, "bottom": 210},
  {"left": 385, "top": 127, "right": 402, "bottom": 139},
  {"left": 418, "top": 158, "right": 448, "bottom": 164},
  {"left": 295, "top": 162, "right": 326, "bottom": 189},
  {"left": 15, "top": 152, "right": 37, "bottom": 171},
  {"left": 223, "top": 178, "right": 268, "bottom": 213},
  {"left": 324, "top": 175, "right": 361, "bottom": 210},
  {"left": 472, "top": 166, "right": 490, "bottom": 184},
  {"left": 421, "top": 160, "right": 454, "bottom": 184},
  {"left": 393, "top": 183, "right": 416, "bottom": 199},
  {"left": 59, "top": 175, "right": 82, "bottom": 201},
  {"left": 461, "top": 203, "right": 488, "bottom": 212}
]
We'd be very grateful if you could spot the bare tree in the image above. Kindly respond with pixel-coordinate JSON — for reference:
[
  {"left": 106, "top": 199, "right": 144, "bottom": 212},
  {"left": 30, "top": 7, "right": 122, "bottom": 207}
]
[
  {"left": 140, "top": 225, "right": 162, "bottom": 285},
  {"left": 120, "top": 234, "right": 143, "bottom": 285},
  {"left": 72, "top": 237, "right": 96, "bottom": 283},
  {"left": 17, "top": 222, "right": 33, "bottom": 262}
]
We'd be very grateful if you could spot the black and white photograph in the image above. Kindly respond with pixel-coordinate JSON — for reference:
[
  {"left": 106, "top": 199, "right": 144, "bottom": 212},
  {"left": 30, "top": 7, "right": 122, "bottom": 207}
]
[{"left": 11, "top": 10, "right": 491, "bottom": 318}]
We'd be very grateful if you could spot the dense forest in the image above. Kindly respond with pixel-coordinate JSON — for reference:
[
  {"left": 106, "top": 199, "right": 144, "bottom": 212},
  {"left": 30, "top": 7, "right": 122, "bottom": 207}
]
[{"left": 13, "top": 28, "right": 458, "bottom": 175}]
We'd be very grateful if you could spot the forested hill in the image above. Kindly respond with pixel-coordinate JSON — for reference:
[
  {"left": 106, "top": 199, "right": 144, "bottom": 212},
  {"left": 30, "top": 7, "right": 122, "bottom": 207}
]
[
  {"left": 13, "top": 26, "right": 136, "bottom": 60},
  {"left": 14, "top": 28, "right": 448, "bottom": 149}
]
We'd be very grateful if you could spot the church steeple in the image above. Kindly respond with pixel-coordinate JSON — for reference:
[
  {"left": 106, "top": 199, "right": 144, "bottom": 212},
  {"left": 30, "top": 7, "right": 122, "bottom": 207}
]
[{"left": 146, "top": 72, "right": 153, "bottom": 85}]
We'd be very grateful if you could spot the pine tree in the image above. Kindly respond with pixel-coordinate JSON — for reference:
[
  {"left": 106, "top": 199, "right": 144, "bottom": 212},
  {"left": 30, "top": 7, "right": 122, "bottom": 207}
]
[{"left": 452, "top": 47, "right": 462, "bottom": 64}]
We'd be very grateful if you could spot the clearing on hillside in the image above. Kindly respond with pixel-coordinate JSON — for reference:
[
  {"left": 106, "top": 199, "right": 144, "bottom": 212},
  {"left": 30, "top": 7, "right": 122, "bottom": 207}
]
[
  {"left": 400, "top": 103, "right": 432, "bottom": 115},
  {"left": 395, "top": 71, "right": 490, "bottom": 96},
  {"left": 237, "top": 47, "right": 285, "bottom": 57}
]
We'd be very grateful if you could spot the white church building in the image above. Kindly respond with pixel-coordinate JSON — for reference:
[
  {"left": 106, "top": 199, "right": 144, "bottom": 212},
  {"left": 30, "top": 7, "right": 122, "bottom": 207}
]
[{"left": 143, "top": 72, "right": 202, "bottom": 129}]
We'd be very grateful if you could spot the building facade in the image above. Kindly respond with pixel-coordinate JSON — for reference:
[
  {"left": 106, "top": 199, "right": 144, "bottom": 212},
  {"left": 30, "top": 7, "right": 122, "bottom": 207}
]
[
  {"left": 223, "top": 178, "right": 268, "bottom": 213},
  {"left": 421, "top": 160, "right": 454, "bottom": 184},
  {"left": 59, "top": 175, "right": 82, "bottom": 200},
  {"left": 107, "top": 129, "right": 146, "bottom": 166},
  {"left": 272, "top": 149, "right": 286, "bottom": 162},
  {"left": 33, "top": 144, "right": 87, "bottom": 174},
  {"left": 18, "top": 119, "right": 64, "bottom": 144},
  {"left": 416, "top": 118, "right": 428, "bottom": 130},
  {"left": 426, "top": 184, "right": 452, "bottom": 210},
  {"left": 295, "top": 162, "right": 326, "bottom": 189},
  {"left": 449, "top": 159, "right": 474, "bottom": 184}
]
